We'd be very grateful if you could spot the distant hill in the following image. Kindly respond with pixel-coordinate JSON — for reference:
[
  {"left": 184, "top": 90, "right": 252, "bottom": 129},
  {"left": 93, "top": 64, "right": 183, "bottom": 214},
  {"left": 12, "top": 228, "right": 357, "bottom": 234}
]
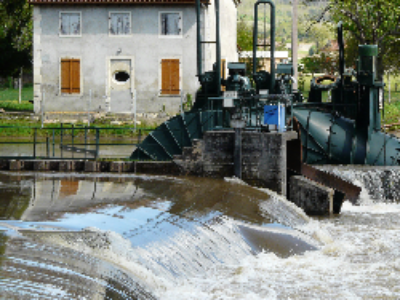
[{"left": 237, "top": 0, "right": 332, "bottom": 47}]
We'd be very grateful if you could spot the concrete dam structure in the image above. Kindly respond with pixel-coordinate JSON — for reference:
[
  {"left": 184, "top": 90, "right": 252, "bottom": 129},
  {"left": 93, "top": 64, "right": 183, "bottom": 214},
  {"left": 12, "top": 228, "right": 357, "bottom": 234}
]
[{"left": 129, "top": 0, "right": 400, "bottom": 214}]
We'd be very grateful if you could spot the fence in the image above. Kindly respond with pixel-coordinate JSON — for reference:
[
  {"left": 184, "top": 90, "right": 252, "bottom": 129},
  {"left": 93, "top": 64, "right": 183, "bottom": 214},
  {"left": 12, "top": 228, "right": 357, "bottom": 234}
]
[{"left": 0, "top": 125, "right": 155, "bottom": 160}]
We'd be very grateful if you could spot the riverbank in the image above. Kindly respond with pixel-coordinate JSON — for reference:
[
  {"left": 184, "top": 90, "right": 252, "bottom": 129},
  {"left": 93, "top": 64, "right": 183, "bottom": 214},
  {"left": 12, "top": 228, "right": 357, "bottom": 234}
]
[{"left": 0, "top": 111, "right": 167, "bottom": 138}]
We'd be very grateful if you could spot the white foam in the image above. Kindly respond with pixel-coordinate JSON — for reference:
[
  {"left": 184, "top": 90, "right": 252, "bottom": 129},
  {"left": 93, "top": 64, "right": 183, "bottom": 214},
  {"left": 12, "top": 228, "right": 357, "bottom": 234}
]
[{"left": 342, "top": 200, "right": 400, "bottom": 214}]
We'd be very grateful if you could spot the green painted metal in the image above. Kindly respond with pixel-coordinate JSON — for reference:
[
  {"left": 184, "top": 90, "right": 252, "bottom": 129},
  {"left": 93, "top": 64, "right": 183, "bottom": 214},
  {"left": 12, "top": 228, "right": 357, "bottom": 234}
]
[
  {"left": 359, "top": 45, "right": 378, "bottom": 57},
  {"left": 253, "top": 0, "right": 275, "bottom": 94},
  {"left": 130, "top": 2, "right": 400, "bottom": 167},
  {"left": 167, "top": 115, "right": 192, "bottom": 147}
]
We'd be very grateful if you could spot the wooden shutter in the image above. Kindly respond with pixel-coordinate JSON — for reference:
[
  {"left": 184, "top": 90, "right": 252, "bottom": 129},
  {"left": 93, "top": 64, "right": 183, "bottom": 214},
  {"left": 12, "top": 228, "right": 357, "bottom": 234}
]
[
  {"left": 161, "top": 59, "right": 179, "bottom": 95},
  {"left": 61, "top": 58, "right": 80, "bottom": 94}
]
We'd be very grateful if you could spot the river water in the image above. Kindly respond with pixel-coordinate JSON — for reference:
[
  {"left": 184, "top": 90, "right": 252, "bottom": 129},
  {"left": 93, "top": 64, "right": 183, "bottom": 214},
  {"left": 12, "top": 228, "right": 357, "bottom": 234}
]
[{"left": 0, "top": 168, "right": 399, "bottom": 299}]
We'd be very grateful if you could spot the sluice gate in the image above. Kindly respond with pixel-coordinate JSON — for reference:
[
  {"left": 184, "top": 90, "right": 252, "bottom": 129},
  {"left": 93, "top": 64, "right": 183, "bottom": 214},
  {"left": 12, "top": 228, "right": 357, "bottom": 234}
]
[{"left": 130, "top": 0, "right": 400, "bottom": 214}]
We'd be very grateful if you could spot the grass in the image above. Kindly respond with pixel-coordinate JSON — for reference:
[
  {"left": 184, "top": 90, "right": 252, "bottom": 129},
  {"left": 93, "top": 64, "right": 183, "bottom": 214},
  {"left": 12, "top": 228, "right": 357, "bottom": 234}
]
[
  {"left": 0, "top": 85, "right": 34, "bottom": 111},
  {"left": 0, "top": 118, "right": 156, "bottom": 138}
]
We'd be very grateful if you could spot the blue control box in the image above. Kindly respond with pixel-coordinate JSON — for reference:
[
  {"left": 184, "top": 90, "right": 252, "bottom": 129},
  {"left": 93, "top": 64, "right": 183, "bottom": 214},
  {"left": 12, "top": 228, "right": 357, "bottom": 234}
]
[{"left": 264, "top": 105, "right": 286, "bottom": 132}]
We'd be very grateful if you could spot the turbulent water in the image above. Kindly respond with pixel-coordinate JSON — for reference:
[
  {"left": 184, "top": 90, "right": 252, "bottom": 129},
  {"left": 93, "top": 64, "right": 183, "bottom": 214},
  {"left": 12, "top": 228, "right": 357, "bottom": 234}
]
[{"left": 0, "top": 168, "right": 399, "bottom": 299}]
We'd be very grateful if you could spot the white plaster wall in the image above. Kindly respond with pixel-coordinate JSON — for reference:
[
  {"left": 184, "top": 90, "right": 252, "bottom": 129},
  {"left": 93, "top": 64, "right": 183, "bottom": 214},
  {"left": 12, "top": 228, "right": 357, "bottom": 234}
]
[
  {"left": 203, "top": 0, "right": 238, "bottom": 73},
  {"left": 33, "top": 3, "right": 237, "bottom": 115}
]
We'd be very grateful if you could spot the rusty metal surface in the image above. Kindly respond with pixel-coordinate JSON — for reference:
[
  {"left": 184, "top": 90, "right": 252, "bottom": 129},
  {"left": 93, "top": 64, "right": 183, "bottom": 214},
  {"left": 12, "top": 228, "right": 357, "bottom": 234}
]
[{"left": 300, "top": 163, "right": 361, "bottom": 204}]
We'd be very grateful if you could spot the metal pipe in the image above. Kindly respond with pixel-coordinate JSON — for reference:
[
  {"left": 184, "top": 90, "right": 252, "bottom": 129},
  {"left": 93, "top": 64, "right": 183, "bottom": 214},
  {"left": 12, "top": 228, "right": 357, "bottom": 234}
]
[
  {"left": 215, "top": 0, "right": 221, "bottom": 96},
  {"left": 196, "top": 0, "right": 202, "bottom": 76},
  {"left": 253, "top": 0, "right": 275, "bottom": 92}
]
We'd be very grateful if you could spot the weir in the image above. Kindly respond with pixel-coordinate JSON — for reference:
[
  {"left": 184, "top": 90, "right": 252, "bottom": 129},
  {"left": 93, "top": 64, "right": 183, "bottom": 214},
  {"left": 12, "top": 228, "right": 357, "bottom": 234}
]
[{"left": 129, "top": 0, "right": 400, "bottom": 215}]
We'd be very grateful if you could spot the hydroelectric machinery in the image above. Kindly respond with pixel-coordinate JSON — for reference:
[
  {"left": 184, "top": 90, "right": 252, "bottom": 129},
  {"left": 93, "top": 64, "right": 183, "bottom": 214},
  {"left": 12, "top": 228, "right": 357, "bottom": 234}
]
[{"left": 131, "top": 0, "right": 400, "bottom": 169}]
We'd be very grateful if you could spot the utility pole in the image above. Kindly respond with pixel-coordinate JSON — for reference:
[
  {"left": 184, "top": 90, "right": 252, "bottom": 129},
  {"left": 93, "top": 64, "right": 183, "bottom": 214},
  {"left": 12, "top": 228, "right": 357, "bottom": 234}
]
[{"left": 291, "top": 0, "right": 298, "bottom": 90}]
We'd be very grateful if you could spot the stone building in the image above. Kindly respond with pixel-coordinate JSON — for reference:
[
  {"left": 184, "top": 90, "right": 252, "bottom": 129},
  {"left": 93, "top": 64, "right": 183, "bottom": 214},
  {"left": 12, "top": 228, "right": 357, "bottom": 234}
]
[{"left": 29, "top": 0, "right": 239, "bottom": 117}]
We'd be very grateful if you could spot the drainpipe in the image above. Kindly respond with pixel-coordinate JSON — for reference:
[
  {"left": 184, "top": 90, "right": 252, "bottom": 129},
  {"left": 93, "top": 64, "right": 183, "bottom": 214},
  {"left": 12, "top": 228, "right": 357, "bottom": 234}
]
[
  {"left": 215, "top": 0, "right": 221, "bottom": 96},
  {"left": 196, "top": 0, "right": 202, "bottom": 77},
  {"left": 253, "top": 0, "right": 275, "bottom": 93}
]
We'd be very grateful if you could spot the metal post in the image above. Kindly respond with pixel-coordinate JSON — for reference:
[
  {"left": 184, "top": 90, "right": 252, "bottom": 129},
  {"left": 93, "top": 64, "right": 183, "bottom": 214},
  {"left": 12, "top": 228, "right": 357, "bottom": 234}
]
[
  {"left": 33, "top": 128, "right": 37, "bottom": 159},
  {"left": 388, "top": 73, "right": 391, "bottom": 104},
  {"left": 84, "top": 126, "right": 88, "bottom": 159},
  {"left": 72, "top": 124, "right": 74, "bottom": 159},
  {"left": 52, "top": 129, "right": 55, "bottom": 157},
  {"left": 88, "top": 89, "right": 92, "bottom": 127},
  {"left": 195, "top": 0, "right": 202, "bottom": 76},
  {"left": 60, "top": 123, "right": 63, "bottom": 158},
  {"left": 46, "top": 137, "right": 50, "bottom": 158},
  {"left": 134, "top": 89, "right": 137, "bottom": 133},
  {"left": 138, "top": 129, "right": 142, "bottom": 144},
  {"left": 253, "top": 0, "right": 275, "bottom": 92},
  {"left": 95, "top": 128, "right": 100, "bottom": 159},
  {"left": 291, "top": 0, "right": 298, "bottom": 90},
  {"left": 19, "top": 68, "right": 22, "bottom": 104},
  {"left": 215, "top": 0, "right": 221, "bottom": 97},
  {"left": 41, "top": 91, "right": 45, "bottom": 128}
]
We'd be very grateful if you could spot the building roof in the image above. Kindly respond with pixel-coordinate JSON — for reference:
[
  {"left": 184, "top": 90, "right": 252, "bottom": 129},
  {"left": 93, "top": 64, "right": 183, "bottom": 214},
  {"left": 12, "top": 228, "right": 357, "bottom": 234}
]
[
  {"left": 239, "top": 51, "right": 289, "bottom": 59},
  {"left": 29, "top": 0, "right": 210, "bottom": 4}
]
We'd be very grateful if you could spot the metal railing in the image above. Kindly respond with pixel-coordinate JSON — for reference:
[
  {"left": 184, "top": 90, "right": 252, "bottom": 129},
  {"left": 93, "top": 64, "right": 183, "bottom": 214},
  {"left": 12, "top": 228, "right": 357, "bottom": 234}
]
[{"left": 0, "top": 125, "right": 155, "bottom": 160}]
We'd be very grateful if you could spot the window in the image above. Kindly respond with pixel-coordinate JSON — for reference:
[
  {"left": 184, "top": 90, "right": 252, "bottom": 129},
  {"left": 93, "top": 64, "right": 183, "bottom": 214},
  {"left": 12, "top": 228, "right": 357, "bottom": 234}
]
[
  {"left": 109, "top": 12, "right": 131, "bottom": 36},
  {"left": 161, "top": 59, "right": 180, "bottom": 95},
  {"left": 61, "top": 59, "right": 80, "bottom": 94},
  {"left": 160, "top": 12, "right": 182, "bottom": 36},
  {"left": 60, "top": 12, "right": 81, "bottom": 36},
  {"left": 114, "top": 71, "right": 130, "bottom": 83}
]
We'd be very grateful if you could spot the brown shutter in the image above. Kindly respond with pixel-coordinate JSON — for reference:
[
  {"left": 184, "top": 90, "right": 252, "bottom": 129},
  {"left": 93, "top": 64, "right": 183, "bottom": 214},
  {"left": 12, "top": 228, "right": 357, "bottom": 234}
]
[
  {"left": 161, "top": 59, "right": 179, "bottom": 95},
  {"left": 161, "top": 59, "right": 170, "bottom": 95},
  {"left": 61, "top": 58, "right": 80, "bottom": 94},
  {"left": 61, "top": 59, "right": 71, "bottom": 94},
  {"left": 71, "top": 59, "right": 80, "bottom": 94}
]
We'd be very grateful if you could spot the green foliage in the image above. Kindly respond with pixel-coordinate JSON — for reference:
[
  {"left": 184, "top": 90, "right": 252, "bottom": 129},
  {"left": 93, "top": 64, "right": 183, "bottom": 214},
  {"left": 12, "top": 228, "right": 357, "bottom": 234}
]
[
  {"left": 0, "top": 0, "right": 32, "bottom": 77},
  {"left": 301, "top": 52, "right": 338, "bottom": 75},
  {"left": 237, "top": 16, "right": 253, "bottom": 52},
  {"left": 0, "top": 100, "right": 33, "bottom": 112},
  {"left": 0, "top": 85, "right": 33, "bottom": 100},
  {"left": 329, "top": 0, "right": 400, "bottom": 78},
  {"left": 183, "top": 93, "right": 193, "bottom": 111},
  {"left": 383, "top": 100, "right": 400, "bottom": 125},
  {"left": 0, "top": 117, "right": 157, "bottom": 138},
  {"left": 300, "top": 21, "right": 335, "bottom": 51}
]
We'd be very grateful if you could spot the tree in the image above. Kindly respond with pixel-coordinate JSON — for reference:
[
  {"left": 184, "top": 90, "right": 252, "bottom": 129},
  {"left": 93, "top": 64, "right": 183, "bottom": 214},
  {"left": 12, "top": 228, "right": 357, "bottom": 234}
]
[
  {"left": 301, "top": 52, "right": 338, "bottom": 76},
  {"left": 237, "top": 16, "right": 253, "bottom": 52},
  {"left": 0, "top": 0, "right": 32, "bottom": 78},
  {"left": 303, "top": 21, "right": 334, "bottom": 52},
  {"left": 329, "top": 0, "right": 400, "bottom": 79}
]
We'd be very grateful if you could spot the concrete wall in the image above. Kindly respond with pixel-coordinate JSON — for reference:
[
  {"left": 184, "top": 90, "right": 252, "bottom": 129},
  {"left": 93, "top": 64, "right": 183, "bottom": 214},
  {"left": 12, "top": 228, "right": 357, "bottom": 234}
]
[
  {"left": 174, "top": 131, "right": 297, "bottom": 195},
  {"left": 289, "top": 176, "right": 334, "bottom": 215},
  {"left": 33, "top": 3, "right": 238, "bottom": 116}
]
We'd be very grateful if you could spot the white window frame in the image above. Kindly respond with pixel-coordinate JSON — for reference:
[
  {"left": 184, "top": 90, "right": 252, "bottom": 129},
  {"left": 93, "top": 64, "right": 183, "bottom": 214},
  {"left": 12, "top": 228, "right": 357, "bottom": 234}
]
[
  {"left": 158, "top": 57, "right": 182, "bottom": 97},
  {"left": 109, "top": 11, "right": 132, "bottom": 37},
  {"left": 159, "top": 11, "right": 183, "bottom": 38},
  {"left": 59, "top": 56, "right": 83, "bottom": 97},
  {"left": 59, "top": 11, "right": 82, "bottom": 38}
]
